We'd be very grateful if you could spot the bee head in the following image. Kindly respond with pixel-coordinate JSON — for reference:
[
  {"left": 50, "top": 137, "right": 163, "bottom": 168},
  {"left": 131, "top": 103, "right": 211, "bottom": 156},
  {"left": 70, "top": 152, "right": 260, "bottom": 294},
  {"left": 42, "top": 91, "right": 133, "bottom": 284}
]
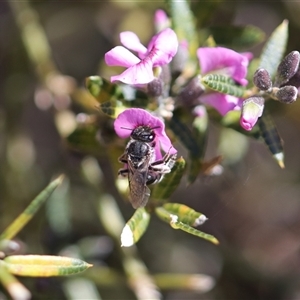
[{"left": 131, "top": 125, "right": 157, "bottom": 142}]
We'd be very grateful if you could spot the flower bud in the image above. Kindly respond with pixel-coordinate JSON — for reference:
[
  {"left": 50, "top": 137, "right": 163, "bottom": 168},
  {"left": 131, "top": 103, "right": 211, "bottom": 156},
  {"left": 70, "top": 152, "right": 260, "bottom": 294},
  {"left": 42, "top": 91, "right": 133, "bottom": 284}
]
[
  {"left": 253, "top": 69, "right": 272, "bottom": 91},
  {"left": 275, "top": 85, "right": 298, "bottom": 104},
  {"left": 240, "top": 96, "right": 265, "bottom": 131},
  {"left": 177, "top": 76, "right": 205, "bottom": 106},
  {"left": 147, "top": 78, "right": 163, "bottom": 97},
  {"left": 275, "top": 51, "right": 300, "bottom": 86}
]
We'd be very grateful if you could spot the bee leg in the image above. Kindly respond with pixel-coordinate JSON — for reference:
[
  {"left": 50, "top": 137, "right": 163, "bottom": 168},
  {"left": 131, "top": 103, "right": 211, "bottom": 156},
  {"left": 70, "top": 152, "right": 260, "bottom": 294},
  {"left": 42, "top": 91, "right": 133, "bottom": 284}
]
[
  {"left": 146, "top": 170, "right": 162, "bottom": 185},
  {"left": 150, "top": 153, "right": 177, "bottom": 174},
  {"left": 118, "top": 152, "right": 128, "bottom": 164},
  {"left": 118, "top": 168, "right": 129, "bottom": 178}
]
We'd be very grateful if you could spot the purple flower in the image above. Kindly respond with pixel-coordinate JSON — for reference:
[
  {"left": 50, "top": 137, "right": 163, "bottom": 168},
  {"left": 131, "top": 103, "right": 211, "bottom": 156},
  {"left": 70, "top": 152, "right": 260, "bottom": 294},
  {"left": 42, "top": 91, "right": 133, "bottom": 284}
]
[
  {"left": 114, "top": 108, "right": 177, "bottom": 159},
  {"left": 197, "top": 47, "right": 252, "bottom": 115},
  {"left": 240, "top": 96, "right": 265, "bottom": 131},
  {"left": 105, "top": 28, "right": 178, "bottom": 85}
]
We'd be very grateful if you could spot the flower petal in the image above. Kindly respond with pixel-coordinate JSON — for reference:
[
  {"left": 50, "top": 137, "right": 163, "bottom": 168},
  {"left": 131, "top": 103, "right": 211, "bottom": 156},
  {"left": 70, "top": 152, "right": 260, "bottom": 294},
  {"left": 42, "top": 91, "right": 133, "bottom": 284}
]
[
  {"left": 114, "top": 108, "right": 164, "bottom": 138},
  {"left": 114, "top": 108, "right": 177, "bottom": 159},
  {"left": 105, "top": 46, "right": 140, "bottom": 67},
  {"left": 240, "top": 96, "right": 264, "bottom": 131},
  {"left": 120, "top": 31, "right": 148, "bottom": 58},
  {"left": 111, "top": 59, "right": 154, "bottom": 84},
  {"left": 199, "top": 93, "right": 241, "bottom": 116},
  {"left": 147, "top": 28, "right": 178, "bottom": 66},
  {"left": 197, "top": 47, "right": 251, "bottom": 86}
]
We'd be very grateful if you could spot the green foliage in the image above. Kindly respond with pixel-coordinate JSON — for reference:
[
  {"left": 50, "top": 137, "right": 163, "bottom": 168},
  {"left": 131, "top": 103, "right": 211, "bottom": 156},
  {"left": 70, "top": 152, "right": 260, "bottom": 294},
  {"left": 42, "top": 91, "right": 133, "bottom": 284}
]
[
  {"left": 0, "top": 175, "right": 64, "bottom": 241},
  {"left": 121, "top": 208, "right": 151, "bottom": 247},
  {"left": 201, "top": 74, "right": 245, "bottom": 97},
  {"left": 155, "top": 206, "right": 219, "bottom": 244},
  {"left": 258, "top": 109, "right": 284, "bottom": 168},
  {"left": 2, "top": 255, "right": 92, "bottom": 277},
  {"left": 86, "top": 76, "right": 123, "bottom": 104},
  {"left": 199, "top": 25, "right": 265, "bottom": 50},
  {"left": 151, "top": 157, "right": 186, "bottom": 201},
  {"left": 67, "top": 123, "right": 104, "bottom": 156},
  {"left": 259, "top": 20, "right": 289, "bottom": 79},
  {"left": 167, "top": 0, "right": 199, "bottom": 58}
]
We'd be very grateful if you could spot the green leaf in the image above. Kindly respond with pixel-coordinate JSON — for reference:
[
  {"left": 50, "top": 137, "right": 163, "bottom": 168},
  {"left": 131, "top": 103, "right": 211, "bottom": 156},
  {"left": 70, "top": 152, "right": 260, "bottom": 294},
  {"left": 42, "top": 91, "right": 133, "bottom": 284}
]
[
  {"left": 2, "top": 255, "right": 92, "bottom": 277},
  {"left": 199, "top": 25, "right": 265, "bottom": 50},
  {"left": 100, "top": 100, "right": 125, "bottom": 119},
  {"left": 258, "top": 109, "right": 284, "bottom": 168},
  {"left": 155, "top": 207, "right": 219, "bottom": 245},
  {"left": 167, "top": 0, "right": 198, "bottom": 58},
  {"left": 121, "top": 208, "right": 151, "bottom": 247},
  {"left": 85, "top": 76, "right": 123, "bottom": 104},
  {"left": 0, "top": 175, "right": 64, "bottom": 242},
  {"left": 162, "top": 203, "right": 207, "bottom": 226},
  {"left": 201, "top": 74, "right": 245, "bottom": 97},
  {"left": 151, "top": 157, "right": 186, "bottom": 201},
  {"left": 259, "top": 20, "right": 289, "bottom": 79},
  {"left": 66, "top": 123, "right": 103, "bottom": 156},
  {"left": 167, "top": 109, "right": 204, "bottom": 158},
  {"left": 187, "top": 156, "right": 203, "bottom": 184},
  {"left": 170, "top": 220, "right": 219, "bottom": 245}
]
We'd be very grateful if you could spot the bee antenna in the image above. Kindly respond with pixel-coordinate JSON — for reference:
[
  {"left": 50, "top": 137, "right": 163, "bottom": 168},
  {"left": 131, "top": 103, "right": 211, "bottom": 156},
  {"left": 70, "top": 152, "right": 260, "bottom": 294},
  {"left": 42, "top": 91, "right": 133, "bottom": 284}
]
[
  {"left": 151, "top": 126, "right": 160, "bottom": 130},
  {"left": 120, "top": 126, "right": 133, "bottom": 131}
]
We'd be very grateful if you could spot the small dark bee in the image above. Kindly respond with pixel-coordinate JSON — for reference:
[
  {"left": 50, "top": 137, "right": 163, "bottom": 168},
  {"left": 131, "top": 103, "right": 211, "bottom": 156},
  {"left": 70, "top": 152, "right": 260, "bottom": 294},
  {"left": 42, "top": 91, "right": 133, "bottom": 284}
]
[{"left": 118, "top": 125, "right": 177, "bottom": 209}]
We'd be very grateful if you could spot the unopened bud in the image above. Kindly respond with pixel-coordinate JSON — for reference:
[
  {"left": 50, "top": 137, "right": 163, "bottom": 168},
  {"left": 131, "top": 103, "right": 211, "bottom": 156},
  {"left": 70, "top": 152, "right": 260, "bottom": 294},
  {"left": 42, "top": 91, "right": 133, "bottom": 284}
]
[
  {"left": 147, "top": 78, "right": 163, "bottom": 97},
  {"left": 275, "top": 85, "right": 298, "bottom": 104},
  {"left": 177, "top": 76, "right": 205, "bottom": 106},
  {"left": 253, "top": 69, "right": 272, "bottom": 91},
  {"left": 275, "top": 51, "right": 300, "bottom": 86},
  {"left": 240, "top": 96, "right": 265, "bottom": 131}
]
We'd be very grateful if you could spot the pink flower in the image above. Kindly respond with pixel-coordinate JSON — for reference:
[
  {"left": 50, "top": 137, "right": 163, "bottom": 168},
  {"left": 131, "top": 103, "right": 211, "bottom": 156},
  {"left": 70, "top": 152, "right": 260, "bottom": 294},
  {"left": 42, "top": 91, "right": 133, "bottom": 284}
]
[
  {"left": 197, "top": 47, "right": 252, "bottom": 115},
  {"left": 105, "top": 28, "right": 178, "bottom": 85},
  {"left": 114, "top": 108, "right": 177, "bottom": 159},
  {"left": 240, "top": 96, "right": 265, "bottom": 131}
]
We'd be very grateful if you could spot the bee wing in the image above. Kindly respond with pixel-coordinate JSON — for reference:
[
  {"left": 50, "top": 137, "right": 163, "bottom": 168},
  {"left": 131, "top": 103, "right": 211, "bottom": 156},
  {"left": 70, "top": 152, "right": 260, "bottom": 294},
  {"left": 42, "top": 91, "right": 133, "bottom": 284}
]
[{"left": 128, "top": 166, "right": 151, "bottom": 209}]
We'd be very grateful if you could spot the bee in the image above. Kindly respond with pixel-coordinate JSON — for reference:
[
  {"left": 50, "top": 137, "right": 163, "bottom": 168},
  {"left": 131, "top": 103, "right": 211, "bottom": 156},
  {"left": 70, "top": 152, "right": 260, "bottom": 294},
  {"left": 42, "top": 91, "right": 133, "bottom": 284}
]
[{"left": 118, "top": 125, "right": 177, "bottom": 209}]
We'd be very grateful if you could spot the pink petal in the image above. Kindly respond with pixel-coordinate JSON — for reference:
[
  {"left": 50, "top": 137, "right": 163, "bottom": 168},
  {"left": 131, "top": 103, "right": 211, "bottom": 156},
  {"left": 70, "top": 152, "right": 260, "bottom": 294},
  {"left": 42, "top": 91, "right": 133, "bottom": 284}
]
[
  {"left": 154, "top": 9, "right": 170, "bottom": 32},
  {"left": 240, "top": 97, "right": 264, "bottom": 131},
  {"left": 105, "top": 46, "right": 140, "bottom": 67},
  {"left": 120, "top": 31, "right": 148, "bottom": 58},
  {"left": 147, "top": 28, "right": 178, "bottom": 66},
  {"left": 110, "top": 59, "right": 154, "bottom": 84},
  {"left": 199, "top": 93, "right": 241, "bottom": 116},
  {"left": 114, "top": 108, "right": 177, "bottom": 158},
  {"left": 114, "top": 108, "right": 164, "bottom": 138},
  {"left": 197, "top": 47, "right": 251, "bottom": 86}
]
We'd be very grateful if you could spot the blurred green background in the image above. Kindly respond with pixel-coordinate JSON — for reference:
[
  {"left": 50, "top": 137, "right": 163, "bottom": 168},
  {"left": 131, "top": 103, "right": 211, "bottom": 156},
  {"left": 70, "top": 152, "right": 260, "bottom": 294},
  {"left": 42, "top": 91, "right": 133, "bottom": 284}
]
[{"left": 2, "top": 0, "right": 300, "bottom": 299}]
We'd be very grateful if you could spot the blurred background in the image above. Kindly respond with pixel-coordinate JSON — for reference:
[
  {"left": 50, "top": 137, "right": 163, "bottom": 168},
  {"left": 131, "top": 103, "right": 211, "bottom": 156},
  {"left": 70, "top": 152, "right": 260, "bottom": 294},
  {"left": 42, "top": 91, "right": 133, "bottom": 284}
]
[{"left": 2, "top": 0, "right": 300, "bottom": 299}]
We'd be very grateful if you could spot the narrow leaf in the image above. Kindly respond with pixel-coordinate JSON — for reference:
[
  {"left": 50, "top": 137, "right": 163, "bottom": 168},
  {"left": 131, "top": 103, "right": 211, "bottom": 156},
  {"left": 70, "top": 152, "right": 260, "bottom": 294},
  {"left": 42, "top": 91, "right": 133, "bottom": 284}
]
[
  {"left": 0, "top": 175, "right": 64, "bottom": 241},
  {"left": 258, "top": 110, "right": 284, "bottom": 168},
  {"left": 167, "top": 0, "right": 198, "bottom": 58},
  {"left": 170, "top": 218, "right": 219, "bottom": 245},
  {"left": 0, "top": 264, "right": 31, "bottom": 300},
  {"left": 201, "top": 74, "right": 245, "bottom": 97},
  {"left": 121, "top": 208, "right": 151, "bottom": 247},
  {"left": 187, "top": 156, "right": 203, "bottom": 184},
  {"left": 167, "top": 109, "right": 203, "bottom": 157},
  {"left": 3, "top": 255, "right": 92, "bottom": 277},
  {"left": 85, "top": 76, "right": 123, "bottom": 104},
  {"left": 151, "top": 157, "right": 186, "bottom": 201},
  {"left": 67, "top": 123, "right": 103, "bottom": 156},
  {"left": 259, "top": 20, "right": 289, "bottom": 79},
  {"left": 162, "top": 203, "right": 208, "bottom": 226},
  {"left": 155, "top": 208, "right": 219, "bottom": 245},
  {"left": 100, "top": 100, "right": 125, "bottom": 119}
]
